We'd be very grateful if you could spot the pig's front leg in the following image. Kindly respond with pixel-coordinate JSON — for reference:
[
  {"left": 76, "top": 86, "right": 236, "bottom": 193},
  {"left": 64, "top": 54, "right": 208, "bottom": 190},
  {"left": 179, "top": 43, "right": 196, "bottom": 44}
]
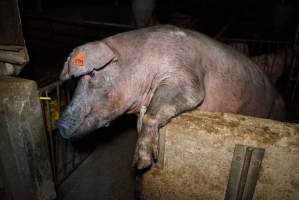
[
  {"left": 133, "top": 106, "right": 175, "bottom": 169},
  {"left": 133, "top": 80, "right": 204, "bottom": 169}
]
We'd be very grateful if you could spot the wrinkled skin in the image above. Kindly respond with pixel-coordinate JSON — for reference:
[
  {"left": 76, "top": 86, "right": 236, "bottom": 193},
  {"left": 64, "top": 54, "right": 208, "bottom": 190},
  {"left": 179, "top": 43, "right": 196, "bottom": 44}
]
[{"left": 57, "top": 25, "right": 285, "bottom": 169}]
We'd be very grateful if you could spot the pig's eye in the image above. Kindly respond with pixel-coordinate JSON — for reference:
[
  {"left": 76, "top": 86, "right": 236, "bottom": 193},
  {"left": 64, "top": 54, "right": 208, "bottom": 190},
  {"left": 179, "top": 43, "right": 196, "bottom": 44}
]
[
  {"left": 89, "top": 71, "right": 95, "bottom": 78},
  {"left": 86, "top": 71, "right": 96, "bottom": 88}
]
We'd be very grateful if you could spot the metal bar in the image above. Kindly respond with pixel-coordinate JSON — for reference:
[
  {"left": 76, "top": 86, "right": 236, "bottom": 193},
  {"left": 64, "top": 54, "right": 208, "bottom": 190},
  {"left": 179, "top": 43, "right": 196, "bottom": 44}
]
[
  {"left": 45, "top": 90, "right": 58, "bottom": 186},
  {"left": 44, "top": 91, "right": 52, "bottom": 133},
  {"left": 40, "top": 97, "right": 51, "bottom": 100},
  {"left": 215, "top": 22, "right": 231, "bottom": 39},
  {"left": 56, "top": 84, "right": 61, "bottom": 114},
  {"left": 294, "top": 26, "right": 299, "bottom": 49},
  {"left": 242, "top": 148, "right": 265, "bottom": 200},
  {"left": 39, "top": 81, "right": 62, "bottom": 94},
  {"left": 25, "top": 15, "right": 137, "bottom": 29},
  {"left": 62, "top": 139, "right": 68, "bottom": 180},
  {"left": 225, "top": 145, "right": 265, "bottom": 200},
  {"left": 71, "top": 146, "right": 76, "bottom": 171},
  {"left": 220, "top": 38, "right": 293, "bottom": 45},
  {"left": 289, "top": 47, "right": 299, "bottom": 81},
  {"left": 57, "top": 129, "right": 65, "bottom": 185},
  {"left": 236, "top": 147, "right": 253, "bottom": 199},
  {"left": 225, "top": 145, "right": 246, "bottom": 200},
  {"left": 290, "top": 81, "right": 298, "bottom": 104}
]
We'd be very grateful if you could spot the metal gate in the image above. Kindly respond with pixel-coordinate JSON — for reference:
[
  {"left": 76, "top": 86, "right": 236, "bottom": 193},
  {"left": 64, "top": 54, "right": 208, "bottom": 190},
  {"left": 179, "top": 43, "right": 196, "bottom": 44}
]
[
  {"left": 216, "top": 22, "right": 299, "bottom": 122},
  {"left": 39, "top": 81, "right": 94, "bottom": 187}
]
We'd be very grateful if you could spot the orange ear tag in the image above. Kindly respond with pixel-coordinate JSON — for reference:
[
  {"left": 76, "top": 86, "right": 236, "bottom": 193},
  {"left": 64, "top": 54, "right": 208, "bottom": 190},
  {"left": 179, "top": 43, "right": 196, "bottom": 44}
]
[{"left": 74, "top": 52, "right": 84, "bottom": 66}]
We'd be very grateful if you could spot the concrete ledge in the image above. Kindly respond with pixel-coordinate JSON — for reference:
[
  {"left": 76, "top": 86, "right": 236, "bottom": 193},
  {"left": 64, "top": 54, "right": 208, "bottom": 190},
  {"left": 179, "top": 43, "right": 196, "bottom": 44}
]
[
  {"left": 140, "top": 111, "right": 299, "bottom": 200},
  {"left": 0, "top": 76, "right": 56, "bottom": 200}
]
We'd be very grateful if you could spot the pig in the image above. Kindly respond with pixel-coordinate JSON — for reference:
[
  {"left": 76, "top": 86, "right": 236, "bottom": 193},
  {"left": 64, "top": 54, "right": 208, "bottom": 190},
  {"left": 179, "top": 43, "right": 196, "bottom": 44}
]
[
  {"left": 229, "top": 42, "right": 294, "bottom": 85},
  {"left": 56, "top": 25, "right": 285, "bottom": 170},
  {"left": 251, "top": 48, "right": 294, "bottom": 84}
]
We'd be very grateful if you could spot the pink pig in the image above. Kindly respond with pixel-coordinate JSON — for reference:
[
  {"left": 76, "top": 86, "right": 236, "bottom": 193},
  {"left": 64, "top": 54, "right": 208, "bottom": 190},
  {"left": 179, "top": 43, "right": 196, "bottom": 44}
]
[{"left": 57, "top": 25, "right": 285, "bottom": 169}]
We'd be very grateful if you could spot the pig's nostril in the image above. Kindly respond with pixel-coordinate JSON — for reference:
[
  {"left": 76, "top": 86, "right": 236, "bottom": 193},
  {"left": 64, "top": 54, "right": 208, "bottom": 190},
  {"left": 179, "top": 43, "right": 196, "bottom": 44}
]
[{"left": 56, "top": 121, "right": 72, "bottom": 139}]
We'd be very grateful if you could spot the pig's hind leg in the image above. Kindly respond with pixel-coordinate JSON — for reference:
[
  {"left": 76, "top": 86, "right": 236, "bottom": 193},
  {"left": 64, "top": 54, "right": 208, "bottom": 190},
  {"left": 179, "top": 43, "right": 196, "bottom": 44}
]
[
  {"left": 269, "top": 93, "right": 286, "bottom": 121},
  {"left": 133, "top": 80, "right": 204, "bottom": 169}
]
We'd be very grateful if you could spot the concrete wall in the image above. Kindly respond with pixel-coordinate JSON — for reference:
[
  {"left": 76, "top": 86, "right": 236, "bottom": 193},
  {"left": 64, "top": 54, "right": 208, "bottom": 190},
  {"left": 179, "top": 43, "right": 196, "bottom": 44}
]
[
  {"left": 0, "top": 76, "right": 56, "bottom": 200},
  {"left": 139, "top": 111, "right": 299, "bottom": 200}
]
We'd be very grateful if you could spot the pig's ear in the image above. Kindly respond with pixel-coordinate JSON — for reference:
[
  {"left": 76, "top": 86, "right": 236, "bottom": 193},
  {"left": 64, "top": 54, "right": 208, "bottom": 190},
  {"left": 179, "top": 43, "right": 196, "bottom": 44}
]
[
  {"left": 60, "top": 57, "right": 71, "bottom": 80},
  {"left": 59, "top": 41, "right": 115, "bottom": 81}
]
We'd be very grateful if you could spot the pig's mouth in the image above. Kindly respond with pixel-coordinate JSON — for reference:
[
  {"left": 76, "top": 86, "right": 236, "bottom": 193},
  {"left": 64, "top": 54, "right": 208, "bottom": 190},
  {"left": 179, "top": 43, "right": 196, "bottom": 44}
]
[
  {"left": 56, "top": 122, "right": 74, "bottom": 139},
  {"left": 57, "top": 111, "right": 110, "bottom": 139}
]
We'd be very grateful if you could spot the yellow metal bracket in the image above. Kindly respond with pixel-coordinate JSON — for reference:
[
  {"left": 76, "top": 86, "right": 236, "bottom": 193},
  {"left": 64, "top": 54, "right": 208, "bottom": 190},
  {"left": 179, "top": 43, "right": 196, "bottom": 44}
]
[{"left": 40, "top": 97, "right": 52, "bottom": 101}]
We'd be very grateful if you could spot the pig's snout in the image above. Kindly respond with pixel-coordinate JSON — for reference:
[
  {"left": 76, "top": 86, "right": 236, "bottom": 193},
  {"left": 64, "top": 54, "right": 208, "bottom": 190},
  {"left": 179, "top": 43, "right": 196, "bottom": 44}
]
[{"left": 56, "top": 119, "right": 73, "bottom": 139}]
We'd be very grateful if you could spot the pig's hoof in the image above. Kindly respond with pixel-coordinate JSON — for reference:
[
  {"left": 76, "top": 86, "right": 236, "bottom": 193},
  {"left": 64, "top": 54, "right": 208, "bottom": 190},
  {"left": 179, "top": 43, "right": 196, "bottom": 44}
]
[
  {"left": 137, "top": 156, "right": 152, "bottom": 170},
  {"left": 133, "top": 139, "right": 156, "bottom": 170}
]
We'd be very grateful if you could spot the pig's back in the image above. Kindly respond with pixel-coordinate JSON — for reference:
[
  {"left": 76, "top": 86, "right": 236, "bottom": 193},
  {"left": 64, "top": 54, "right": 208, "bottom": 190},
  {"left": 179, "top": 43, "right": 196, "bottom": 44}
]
[
  {"left": 183, "top": 28, "right": 281, "bottom": 118},
  {"left": 150, "top": 25, "right": 280, "bottom": 118},
  {"left": 106, "top": 25, "right": 282, "bottom": 118}
]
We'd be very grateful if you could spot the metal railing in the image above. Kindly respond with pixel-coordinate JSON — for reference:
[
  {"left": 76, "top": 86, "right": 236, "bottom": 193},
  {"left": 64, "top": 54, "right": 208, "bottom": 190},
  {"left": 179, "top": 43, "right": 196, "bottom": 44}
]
[{"left": 39, "top": 81, "right": 93, "bottom": 187}]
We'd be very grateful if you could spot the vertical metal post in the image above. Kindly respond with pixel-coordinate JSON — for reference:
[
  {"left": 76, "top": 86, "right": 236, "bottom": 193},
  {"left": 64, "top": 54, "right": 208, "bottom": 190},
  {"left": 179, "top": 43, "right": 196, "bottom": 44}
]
[
  {"left": 225, "top": 145, "right": 265, "bottom": 200},
  {"left": 45, "top": 90, "right": 58, "bottom": 186}
]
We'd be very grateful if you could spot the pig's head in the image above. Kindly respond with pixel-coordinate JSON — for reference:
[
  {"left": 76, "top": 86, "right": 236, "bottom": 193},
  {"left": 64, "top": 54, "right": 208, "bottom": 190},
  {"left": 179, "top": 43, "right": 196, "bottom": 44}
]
[
  {"left": 56, "top": 41, "right": 123, "bottom": 139},
  {"left": 59, "top": 41, "right": 115, "bottom": 81}
]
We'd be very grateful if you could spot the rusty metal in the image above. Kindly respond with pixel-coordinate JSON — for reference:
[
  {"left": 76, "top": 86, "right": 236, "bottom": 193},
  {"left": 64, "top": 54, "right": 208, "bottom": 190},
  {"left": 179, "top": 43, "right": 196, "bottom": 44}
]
[{"left": 225, "top": 145, "right": 265, "bottom": 200}]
